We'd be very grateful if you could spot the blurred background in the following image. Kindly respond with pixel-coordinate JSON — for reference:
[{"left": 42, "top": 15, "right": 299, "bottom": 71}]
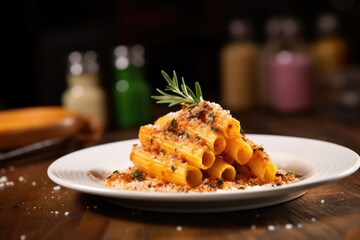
[{"left": 1, "top": 0, "right": 360, "bottom": 131}]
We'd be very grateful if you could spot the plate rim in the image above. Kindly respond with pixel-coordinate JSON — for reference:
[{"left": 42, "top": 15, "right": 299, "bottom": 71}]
[{"left": 47, "top": 134, "right": 360, "bottom": 202}]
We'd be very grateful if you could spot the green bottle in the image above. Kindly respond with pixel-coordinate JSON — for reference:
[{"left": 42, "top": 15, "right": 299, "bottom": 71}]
[{"left": 113, "top": 45, "right": 152, "bottom": 128}]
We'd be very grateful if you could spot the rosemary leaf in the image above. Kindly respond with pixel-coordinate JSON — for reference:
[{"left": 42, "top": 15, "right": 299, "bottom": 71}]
[{"left": 151, "top": 70, "right": 203, "bottom": 108}]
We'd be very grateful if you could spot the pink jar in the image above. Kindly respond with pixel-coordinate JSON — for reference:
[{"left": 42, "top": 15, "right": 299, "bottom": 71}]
[{"left": 268, "top": 50, "right": 312, "bottom": 113}]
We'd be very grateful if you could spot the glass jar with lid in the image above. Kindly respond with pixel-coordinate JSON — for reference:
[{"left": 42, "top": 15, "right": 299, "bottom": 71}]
[
  {"left": 220, "top": 19, "right": 259, "bottom": 112},
  {"left": 267, "top": 18, "right": 312, "bottom": 113},
  {"left": 62, "top": 50, "right": 107, "bottom": 128}
]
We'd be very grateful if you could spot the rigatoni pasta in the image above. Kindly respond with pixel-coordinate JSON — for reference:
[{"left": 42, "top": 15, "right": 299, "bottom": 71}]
[
  {"left": 106, "top": 70, "right": 299, "bottom": 192},
  {"left": 155, "top": 112, "right": 227, "bottom": 155},
  {"left": 206, "top": 156, "right": 236, "bottom": 181},
  {"left": 138, "top": 124, "right": 215, "bottom": 170},
  {"left": 245, "top": 138, "right": 278, "bottom": 182},
  {"left": 127, "top": 100, "right": 279, "bottom": 186},
  {"left": 130, "top": 144, "right": 203, "bottom": 186},
  {"left": 224, "top": 135, "right": 253, "bottom": 165}
]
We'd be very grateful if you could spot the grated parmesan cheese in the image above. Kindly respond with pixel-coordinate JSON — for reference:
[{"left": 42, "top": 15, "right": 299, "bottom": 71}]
[{"left": 105, "top": 167, "right": 298, "bottom": 193}]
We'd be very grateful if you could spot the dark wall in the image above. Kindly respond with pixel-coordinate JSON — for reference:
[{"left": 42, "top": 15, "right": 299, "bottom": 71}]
[{"left": 1, "top": 0, "right": 359, "bottom": 109}]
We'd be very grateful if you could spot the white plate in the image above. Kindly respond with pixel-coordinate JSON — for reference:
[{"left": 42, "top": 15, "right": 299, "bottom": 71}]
[{"left": 47, "top": 134, "right": 360, "bottom": 213}]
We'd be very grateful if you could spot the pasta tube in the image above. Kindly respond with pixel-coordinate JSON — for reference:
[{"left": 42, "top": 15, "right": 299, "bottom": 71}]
[
  {"left": 246, "top": 149, "right": 278, "bottom": 181},
  {"left": 206, "top": 157, "right": 236, "bottom": 181},
  {"left": 264, "top": 161, "right": 278, "bottom": 182},
  {"left": 155, "top": 113, "right": 227, "bottom": 155},
  {"left": 130, "top": 145, "right": 203, "bottom": 186},
  {"left": 195, "top": 101, "right": 241, "bottom": 139},
  {"left": 224, "top": 136, "right": 253, "bottom": 165},
  {"left": 214, "top": 117, "right": 241, "bottom": 139},
  {"left": 139, "top": 125, "right": 215, "bottom": 169}
]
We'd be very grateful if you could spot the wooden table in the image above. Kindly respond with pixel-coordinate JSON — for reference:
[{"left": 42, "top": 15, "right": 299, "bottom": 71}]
[{"left": 1, "top": 111, "right": 359, "bottom": 240}]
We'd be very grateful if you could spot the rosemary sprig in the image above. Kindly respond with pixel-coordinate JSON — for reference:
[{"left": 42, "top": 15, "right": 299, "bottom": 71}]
[{"left": 151, "top": 70, "right": 203, "bottom": 108}]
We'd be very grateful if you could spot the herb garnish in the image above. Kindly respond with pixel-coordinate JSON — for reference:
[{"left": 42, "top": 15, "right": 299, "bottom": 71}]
[
  {"left": 132, "top": 169, "right": 144, "bottom": 181},
  {"left": 210, "top": 126, "right": 218, "bottom": 131},
  {"left": 151, "top": 70, "right": 203, "bottom": 108},
  {"left": 240, "top": 128, "right": 245, "bottom": 135},
  {"left": 207, "top": 113, "right": 216, "bottom": 123},
  {"left": 106, "top": 170, "right": 119, "bottom": 179},
  {"left": 170, "top": 118, "right": 178, "bottom": 130},
  {"left": 286, "top": 171, "right": 302, "bottom": 178},
  {"left": 177, "top": 131, "right": 187, "bottom": 138}
]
